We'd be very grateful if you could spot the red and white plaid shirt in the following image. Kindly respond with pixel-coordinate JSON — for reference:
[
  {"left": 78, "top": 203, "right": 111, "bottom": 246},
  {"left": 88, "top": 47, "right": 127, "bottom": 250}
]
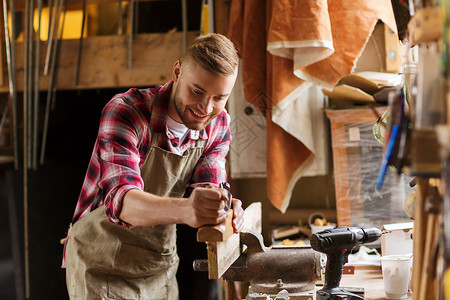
[{"left": 71, "top": 80, "right": 231, "bottom": 227}]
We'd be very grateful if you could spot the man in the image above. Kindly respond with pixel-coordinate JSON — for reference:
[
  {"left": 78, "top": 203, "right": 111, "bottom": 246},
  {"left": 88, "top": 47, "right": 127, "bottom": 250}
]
[{"left": 64, "top": 33, "right": 244, "bottom": 299}]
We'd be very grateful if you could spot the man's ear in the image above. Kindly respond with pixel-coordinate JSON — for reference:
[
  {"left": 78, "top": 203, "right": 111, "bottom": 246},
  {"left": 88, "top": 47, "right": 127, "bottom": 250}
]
[{"left": 172, "top": 60, "right": 181, "bottom": 81}]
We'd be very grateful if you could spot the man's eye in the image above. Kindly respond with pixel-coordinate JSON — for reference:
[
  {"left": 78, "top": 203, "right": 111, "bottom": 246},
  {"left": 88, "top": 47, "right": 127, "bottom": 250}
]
[{"left": 193, "top": 89, "right": 202, "bottom": 95}]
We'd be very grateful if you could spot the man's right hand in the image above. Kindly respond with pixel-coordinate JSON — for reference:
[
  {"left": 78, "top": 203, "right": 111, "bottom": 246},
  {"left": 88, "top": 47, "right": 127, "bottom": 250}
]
[{"left": 186, "top": 187, "right": 229, "bottom": 228}]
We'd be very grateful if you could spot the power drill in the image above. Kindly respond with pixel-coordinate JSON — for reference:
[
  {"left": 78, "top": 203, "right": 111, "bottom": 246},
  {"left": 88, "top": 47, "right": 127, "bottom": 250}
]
[{"left": 310, "top": 227, "right": 382, "bottom": 300}]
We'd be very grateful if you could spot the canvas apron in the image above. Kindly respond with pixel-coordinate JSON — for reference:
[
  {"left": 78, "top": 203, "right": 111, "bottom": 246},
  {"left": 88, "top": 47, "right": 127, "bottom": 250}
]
[{"left": 65, "top": 133, "right": 204, "bottom": 300}]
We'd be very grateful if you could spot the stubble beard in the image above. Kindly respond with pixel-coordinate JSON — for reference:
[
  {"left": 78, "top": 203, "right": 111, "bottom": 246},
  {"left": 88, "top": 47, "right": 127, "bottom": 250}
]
[{"left": 173, "top": 84, "right": 214, "bottom": 131}]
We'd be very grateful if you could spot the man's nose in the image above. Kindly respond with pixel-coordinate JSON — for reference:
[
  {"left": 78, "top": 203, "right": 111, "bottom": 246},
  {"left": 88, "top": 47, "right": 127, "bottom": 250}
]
[{"left": 197, "top": 97, "right": 213, "bottom": 115}]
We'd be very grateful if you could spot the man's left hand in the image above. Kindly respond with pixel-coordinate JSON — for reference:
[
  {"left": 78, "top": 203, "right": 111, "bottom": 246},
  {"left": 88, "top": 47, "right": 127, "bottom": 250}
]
[{"left": 231, "top": 198, "right": 244, "bottom": 233}]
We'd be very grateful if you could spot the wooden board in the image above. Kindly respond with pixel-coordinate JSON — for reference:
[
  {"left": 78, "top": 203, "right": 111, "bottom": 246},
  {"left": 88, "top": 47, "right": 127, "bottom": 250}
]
[
  {"left": 0, "top": 31, "right": 198, "bottom": 93},
  {"left": 203, "top": 202, "right": 262, "bottom": 279}
]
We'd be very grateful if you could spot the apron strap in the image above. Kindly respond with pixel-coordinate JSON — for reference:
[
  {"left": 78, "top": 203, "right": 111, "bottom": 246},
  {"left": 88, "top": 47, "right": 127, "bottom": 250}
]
[
  {"left": 195, "top": 137, "right": 206, "bottom": 148},
  {"left": 151, "top": 132, "right": 160, "bottom": 146}
]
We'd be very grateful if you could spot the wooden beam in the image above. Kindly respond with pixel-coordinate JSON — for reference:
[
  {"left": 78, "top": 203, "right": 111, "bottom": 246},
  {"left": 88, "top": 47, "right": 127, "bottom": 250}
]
[
  {"left": 0, "top": 31, "right": 198, "bottom": 93},
  {"left": 14, "top": 0, "right": 170, "bottom": 11},
  {"left": 203, "top": 202, "right": 262, "bottom": 279}
]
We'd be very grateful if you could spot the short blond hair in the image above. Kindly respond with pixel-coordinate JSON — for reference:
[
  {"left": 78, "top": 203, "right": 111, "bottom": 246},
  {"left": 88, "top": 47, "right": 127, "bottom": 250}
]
[{"left": 180, "top": 33, "right": 238, "bottom": 76}]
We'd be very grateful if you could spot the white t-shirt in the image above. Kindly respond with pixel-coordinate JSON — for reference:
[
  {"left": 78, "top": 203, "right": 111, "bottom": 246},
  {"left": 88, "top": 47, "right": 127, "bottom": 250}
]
[
  {"left": 166, "top": 116, "right": 189, "bottom": 139},
  {"left": 166, "top": 116, "right": 189, "bottom": 155}
]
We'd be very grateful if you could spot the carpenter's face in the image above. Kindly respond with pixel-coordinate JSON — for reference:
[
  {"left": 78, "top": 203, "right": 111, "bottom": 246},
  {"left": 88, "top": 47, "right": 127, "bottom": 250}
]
[{"left": 169, "top": 60, "right": 237, "bottom": 131}]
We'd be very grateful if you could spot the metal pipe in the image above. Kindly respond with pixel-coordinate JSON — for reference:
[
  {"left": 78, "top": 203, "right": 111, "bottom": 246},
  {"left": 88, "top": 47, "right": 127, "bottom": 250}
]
[
  {"left": 181, "top": 0, "right": 187, "bottom": 50},
  {"left": 118, "top": 0, "right": 123, "bottom": 35},
  {"left": 9, "top": 0, "right": 17, "bottom": 171},
  {"left": 47, "top": 0, "right": 53, "bottom": 41},
  {"left": 75, "top": 0, "right": 86, "bottom": 85},
  {"left": 44, "top": 0, "right": 60, "bottom": 75},
  {"left": 22, "top": 0, "right": 31, "bottom": 295},
  {"left": 2, "top": 0, "right": 18, "bottom": 172},
  {"left": 33, "top": 0, "right": 43, "bottom": 170},
  {"left": 41, "top": 0, "right": 65, "bottom": 165},
  {"left": 127, "top": 0, "right": 134, "bottom": 68},
  {"left": 27, "top": 0, "right": 35, "bottom": 169}
]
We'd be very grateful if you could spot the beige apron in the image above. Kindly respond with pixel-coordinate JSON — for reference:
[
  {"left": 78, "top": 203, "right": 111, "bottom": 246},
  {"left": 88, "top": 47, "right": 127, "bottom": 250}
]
[{"left": 65, "top": 132, "right": 204, "bottom": 300}]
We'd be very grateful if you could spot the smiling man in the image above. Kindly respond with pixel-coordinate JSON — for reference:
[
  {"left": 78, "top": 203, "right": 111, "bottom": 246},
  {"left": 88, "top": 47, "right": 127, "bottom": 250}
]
[{"left": 63, "top": 33, "right": 244, "bottom": 300}]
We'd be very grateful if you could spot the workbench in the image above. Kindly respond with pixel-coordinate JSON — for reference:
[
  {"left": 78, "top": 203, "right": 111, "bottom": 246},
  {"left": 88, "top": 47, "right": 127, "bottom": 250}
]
[{"left": 340, "top": 267, "right": 412, "bottom": 300}]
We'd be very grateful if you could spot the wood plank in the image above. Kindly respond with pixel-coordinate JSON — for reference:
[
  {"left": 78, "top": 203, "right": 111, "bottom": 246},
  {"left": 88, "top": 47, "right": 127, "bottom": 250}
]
[
  {"left": 204, "top": 202, "right": 262, "bottom": 279},
  {"left": 0, "top": 31, "right": 199, "bottom": 93},
  {"left": 206, "top": 233, "right": 240, "bottom": 279}
]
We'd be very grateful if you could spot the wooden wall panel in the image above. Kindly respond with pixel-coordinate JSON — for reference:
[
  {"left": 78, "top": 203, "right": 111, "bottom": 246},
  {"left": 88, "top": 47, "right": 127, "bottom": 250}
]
[{"left": 0, "top": 31, "right": 198, "bottom": 92}]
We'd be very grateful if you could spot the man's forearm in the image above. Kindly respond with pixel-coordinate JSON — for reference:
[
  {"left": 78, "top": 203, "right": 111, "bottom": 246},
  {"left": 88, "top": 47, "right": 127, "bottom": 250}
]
[{"left": 119, "top": 189, "right": 190, "bottom": 226}]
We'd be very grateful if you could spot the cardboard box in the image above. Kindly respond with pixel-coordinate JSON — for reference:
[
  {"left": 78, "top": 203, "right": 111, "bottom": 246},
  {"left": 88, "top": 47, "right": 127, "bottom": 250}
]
[{"left": 381, "top": 222, "right": 413, "bottom": 256}]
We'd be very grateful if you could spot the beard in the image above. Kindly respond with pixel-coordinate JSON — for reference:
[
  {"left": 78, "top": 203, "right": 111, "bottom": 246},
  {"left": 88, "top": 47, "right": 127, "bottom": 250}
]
[{"left": 173, "top": 84, "right": 216, "bottom": 131}]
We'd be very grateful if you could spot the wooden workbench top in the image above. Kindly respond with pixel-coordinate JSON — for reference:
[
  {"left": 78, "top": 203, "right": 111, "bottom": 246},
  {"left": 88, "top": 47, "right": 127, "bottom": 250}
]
[{"left": 340, "top": 267, "right": 412, "bottom": 300}]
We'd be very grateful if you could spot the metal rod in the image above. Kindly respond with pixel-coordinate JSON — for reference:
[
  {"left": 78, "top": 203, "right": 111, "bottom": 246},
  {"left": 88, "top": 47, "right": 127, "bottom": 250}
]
[
  {"left": 8, "top": 0, "right": 18, "bottom": 171},
  {"left": 27, "top": 0, "right": 35, "bottom": 169},
  {"left": 47, "top": 0, "right": 53, "bottom": 41},
  {"left": 181, "top": 0, "right": 187, "bottom": 50},
  {"left": 74, "top": 0, "right": 86, "bottom": 85},
  {"left": 118, "top": 0, "right": 123, "bottom": 35},
  {"left": 33, "top": 0, "right": 43, "bottom": 170},
  {"left": 41, "top": 0, "right": 65, "bottom": 165},
  {"left": 22, "top": 0, "right": 31, "bottom": 296},
  {"left": 2, "top": 0, "right": 18, "bottom": 170},
  {"left": 127, "top": 0, "right": 134, "bottom": 68},
  {"left": 44, "top": 0, "right": 60, "bottom": 75}
]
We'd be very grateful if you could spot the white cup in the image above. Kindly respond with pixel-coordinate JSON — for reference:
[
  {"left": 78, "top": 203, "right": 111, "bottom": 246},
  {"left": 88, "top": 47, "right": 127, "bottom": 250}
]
[{"left": 380, "top": 255, "right": 412, "bottom": 299}]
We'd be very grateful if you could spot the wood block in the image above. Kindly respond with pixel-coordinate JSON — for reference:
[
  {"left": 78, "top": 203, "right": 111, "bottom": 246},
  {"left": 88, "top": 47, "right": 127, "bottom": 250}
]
[
  {"left": 202, "top": 202, "right": 262, "bottom": 279},
  {"left": 197, "top": 209, "right": 234, "bottom": 242},
  {"left": 206, "top": 234, "right": 240, "bottom": 279}
]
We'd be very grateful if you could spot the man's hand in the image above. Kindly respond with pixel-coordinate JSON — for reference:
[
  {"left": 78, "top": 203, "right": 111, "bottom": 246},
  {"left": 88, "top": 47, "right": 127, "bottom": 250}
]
[
  {"left": 231, "top": 198, "right": 244, "bottom": 233},
  {"left": 186, "top": 187, "right": 229, "bottom": 228}
]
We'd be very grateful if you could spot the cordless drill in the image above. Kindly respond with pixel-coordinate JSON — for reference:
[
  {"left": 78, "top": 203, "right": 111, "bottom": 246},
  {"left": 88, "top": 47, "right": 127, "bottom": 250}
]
[{"left": 310, "top": 227, "right": 382, "bottom": 300}]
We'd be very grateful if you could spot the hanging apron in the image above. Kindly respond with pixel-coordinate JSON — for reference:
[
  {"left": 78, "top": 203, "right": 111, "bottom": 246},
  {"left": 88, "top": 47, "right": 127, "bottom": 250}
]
[{"left": 65, "top": 133, "right": 205, "bottom": 300}]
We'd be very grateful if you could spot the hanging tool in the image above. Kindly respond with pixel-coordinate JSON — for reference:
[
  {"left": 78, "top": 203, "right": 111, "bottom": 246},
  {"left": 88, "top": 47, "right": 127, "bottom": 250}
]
[
  {"left": 75, "top": 0, "right": 86, "bottom": 85},
  {"left": 33, "top": 0, "right": 43, "bottom": 170},
  {"left": 127, "top": 0, "right": 134, "bottom": 68},
  {"left": 310, "top": 227, "right": 382, "bottom": 300},
  {"left": 41, "top": 0, "right": 66, "bottom": 165}
]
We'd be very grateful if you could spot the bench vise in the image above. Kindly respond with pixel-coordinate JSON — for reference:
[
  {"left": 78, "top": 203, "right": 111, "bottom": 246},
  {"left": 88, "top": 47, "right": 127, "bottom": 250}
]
[{"left": 194, "top": 230, "right": 322, "bottom": 299}]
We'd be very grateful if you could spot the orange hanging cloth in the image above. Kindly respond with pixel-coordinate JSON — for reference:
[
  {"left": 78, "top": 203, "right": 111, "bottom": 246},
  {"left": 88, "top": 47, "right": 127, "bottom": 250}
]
[{"left": 228, "top": 0, "right": 397, "bottom": 212}]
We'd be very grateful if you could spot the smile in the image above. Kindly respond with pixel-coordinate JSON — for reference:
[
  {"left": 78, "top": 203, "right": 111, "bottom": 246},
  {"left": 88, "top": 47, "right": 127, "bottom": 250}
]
[{"left": 189, "top": 108, "right": 208, "bottom": 119}]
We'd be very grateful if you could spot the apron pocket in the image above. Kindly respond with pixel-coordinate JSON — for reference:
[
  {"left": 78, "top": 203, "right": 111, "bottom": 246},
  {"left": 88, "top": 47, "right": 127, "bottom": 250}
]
[{"left": 114, "top": 243, "right": 179, "bottom": 277}]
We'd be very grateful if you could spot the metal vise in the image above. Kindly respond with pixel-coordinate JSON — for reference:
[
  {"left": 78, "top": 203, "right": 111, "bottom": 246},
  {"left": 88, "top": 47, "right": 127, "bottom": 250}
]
[{"left": 194, "top": 231, "right": 321, "bottom": 299}]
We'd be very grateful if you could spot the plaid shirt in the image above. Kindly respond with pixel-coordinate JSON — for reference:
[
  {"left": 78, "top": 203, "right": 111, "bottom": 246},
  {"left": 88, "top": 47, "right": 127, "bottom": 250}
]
[{"left": 71, "top": 80, "right": 231, "bottom": 227}]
